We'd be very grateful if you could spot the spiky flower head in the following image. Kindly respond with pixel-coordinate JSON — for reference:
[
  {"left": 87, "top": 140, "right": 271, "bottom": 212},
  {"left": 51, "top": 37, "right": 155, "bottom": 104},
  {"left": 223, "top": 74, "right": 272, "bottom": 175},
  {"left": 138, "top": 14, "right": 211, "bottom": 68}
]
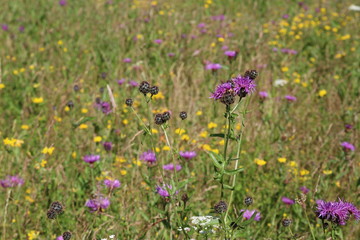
[
  {"left": 125, "top": 98, "right": 133, "bottom": 107},
  {"left": 232, "top": 75, "right": 256, "bottom": 97},
  {"left": 220, "top": 91, "right": 235, "bottom": 105},
  {"left": 244, "top": 70, "right": 258, "bottom": 80},
  {"left": 282, "top": 219, "right": 292, "bottom": 227},
  {"left": 50, "top": 201, "right": 64, "bottom": 214},
  {"left": 179, "top": 111, "right": 187, "bottom": 120},
  {"left": 244, "top": 196, "right": 253, "bottom": 206},
  {"left": 47, "top": 209, "right": 57, "bottom": 220},
  {"left": 140, "top": 150, "right": 156, "bottom": 164},
  {"left": 150, "top": 86, "right": 159, "bottom": 96},
  {"left": 162, "top": 111, "right": 171, "bottom": 122},
  {"left": 214, "top": 200, "right": 228, "bottom": 214},
  {"left": 210, "top": 82, "right": 232, "bottom": 100},
  {"left": 62, "top": 232, "right": 72, "bottom": 240},
  {"left": 315, "top": 199, "right": 360, "bottom": 225},
  {"left": 85, "top": 197, "right": 110, "bottom": 212},
  {"left": 139, "top": 81, "right": 150, "bottom": 95},
  {"left": 154, "top": 114, "right": 164, "bottom": 125}
]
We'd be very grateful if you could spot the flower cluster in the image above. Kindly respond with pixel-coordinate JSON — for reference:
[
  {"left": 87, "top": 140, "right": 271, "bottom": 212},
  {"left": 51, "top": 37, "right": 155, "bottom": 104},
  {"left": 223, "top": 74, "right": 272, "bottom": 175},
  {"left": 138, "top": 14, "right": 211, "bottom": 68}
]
[
  {"left": 0, "top": 175, "right": 24, "bottom": 188},
  {"left": 85, "top": 196, "right": 110, "bottom": 212},
  {"left": 210, "top": 72, "right": 257, "bottom": 105}
]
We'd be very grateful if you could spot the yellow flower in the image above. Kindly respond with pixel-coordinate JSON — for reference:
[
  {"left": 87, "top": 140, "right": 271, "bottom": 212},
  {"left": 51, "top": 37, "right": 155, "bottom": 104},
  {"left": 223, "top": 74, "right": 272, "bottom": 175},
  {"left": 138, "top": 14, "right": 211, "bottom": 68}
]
[
  {"left": 288, "top": 161, "right": 297, "bottom": 167},
  {"left": 181, "top": 134, "right": 190, "bottom": 141},
  {"left": 196, "top": 111, "right": 203, "bottom": 116},
  {"left": 323, "top": 170, "right": 332, "bottom": 175},
  {"left": 25, "top": 196, "right": 35, "bottom": 203},
  {"left": 175, "top": 128, "right": 186, "bottom": 135},
  {"left": 40, "top": 159, "right": 47, "bottom": 168},
  {"left": 3, "top": 138, "right": 24, "bottom": 147},
  {"left": 254, "top": 158, "right": 267, "bottom": 166},
  {"left": 151, "top": 1, "right": 157, "bottom": 6},
  {"left": 122, "top": 119, "right": 129, "bottom": 125},
  {"left": 0, "top": 83, "right": 5, "bottom": 89},
  {"left": 210, "top": 42, "right": 216, "bottom": 48},
  {"left": 278, "top": 157, "right": 287, "bottom": 163},
  {"left": 155, "top": 147, "right": 160, "bottom": 153},
  {"left": 318, "top": 89, "right": 327, "bottom": 97},
  {"left": 159, "top": 10, "right": 165, "bottom": 15},
  {"left": 116, "top": 156, "right": 126, "bottom": 163},
  {"left": 151, "top": 129, "right": 158, "bottom": 134},
  {"left": 218, "top": 140, "right": 225, "bottom": 146},
  {"left": 202, "top": 144, "right": 212, "bottom": 151},
  {"left": 281, "top": 67, "right": 289, "bottom": 72},
  {"left": 27, "top": 230, "right": 39, "bottom": 240},
  {"left": 152, "top": 92, "right": 165, "bottom": 100},
  {"left": 199, "top": 131, "right": 208, "bottom": 138},
  {"left": 42, "top": 147, "right": 55, "bottom": 155},
  {"left": 335, "top": 181, "right": 340, "bottom": 188},
  {"left": 340, "top": 34, "right": 350, "bottom": 40},
  {"left": 81, "top": 108, "right": 88, "bottom": 113},
  {"left": 54, "top": 116, "right": 62, "bottom": 122},
  {"left": 93, "top": 136, "right": 102, "bottom": 142},
  {"left": 72, "top": 152, "right": 77, "bottom": 159},
  {"left": 58, "top": 40, "right": 63, "bottom": 45},
  {"left": 64, "top": 106, "right": 70, "bottom": 112},
  {"left": 218, "top": 37, "right": 225, "bottom": 42},
  {"left": 32, "top": 97, "right": 44, "bottom": 104},
  {"left": 208, "top": 122, "right": 217, "bottom": 129},
  {"left": 300, "top": 169, "right": 309, "bottom": 176},
  {"left": 21, "top": 125, "right": 30, "bottom": 130},
  {"left": 120, "top": 170, "right": 127, "bottom": 175},
  {"left": 211, "top": 149, "right": 219, "bottom": 154},
  {"left": 162, "top": 146, "right": 170, "bottom": 151},
  {"left": 79, "top": 124, "right": 88, "bottom": 129}
]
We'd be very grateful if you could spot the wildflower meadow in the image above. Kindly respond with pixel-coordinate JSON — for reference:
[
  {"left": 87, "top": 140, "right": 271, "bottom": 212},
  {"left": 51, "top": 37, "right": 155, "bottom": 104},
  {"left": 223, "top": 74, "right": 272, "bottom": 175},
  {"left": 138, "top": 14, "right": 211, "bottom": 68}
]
[{"left": 1, "top": 0, "right": 359, "bottom": 239}]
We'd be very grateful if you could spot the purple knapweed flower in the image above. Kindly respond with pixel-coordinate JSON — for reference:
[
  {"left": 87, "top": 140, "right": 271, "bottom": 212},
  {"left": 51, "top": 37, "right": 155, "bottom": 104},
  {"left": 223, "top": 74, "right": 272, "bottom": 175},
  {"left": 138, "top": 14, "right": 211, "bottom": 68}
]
[
  {"left": 205, "top": 63, "right": 222, "bottom": 71},
  {"left": 300, "top": 186, "right": 310, "bottom": 194},
  {"left": 128, "top": 80, "right": 139, "bottom": 87},
  {"left": 241, "top": 209, "right": 261, "bottom": 221},
  {"left": 221, "top": 45, "right": 229, "bottom": 50},
  {"left": 154, "top": 39, "right": 163, "bottom": 44},
  {"left": 233, "top": 75, "right": 257, "bottom": 95},
  {"left": 179, "top": 151, "right": 197, "bottom": 160},
  {"left": 163, "top": 164, "right": 182, "bottom": 171},
  {"left": 0, "top": 175, "right": 24, "bottom": 188},
  {"left": 259, "top": 91, "right": 269, "bottom": 99},
  {"left": 197, "top": 23, "right": 206, "bottom": 28},
  {"left": 117, "top": 78, "right": 126, "bottom": 85},
  {"left": 282, "top": 197, "right": 295, "bottom": 205},
  {"left": 56, "top": 236, "right": 64, "bottom": 240},
  {"left": 19, "top": 26, "right": 25, "bottom": 32},
  {"left": 123, "top": 58, "right": 132, "bottom": 63},
  {"left": 224, "top": 51, "right": 237, "bottom": 58},
  {"left": 156, "top": 184, "right": 178, "bottom": 198},
  {"left": 282, "top": 14, "right": 289, "bottom": 19},
  {"left": 104, "top": 179, "right": 121, "bottom": 189},
  {"left": 100, "top": 101, "right": 112, "bottom": 115},
  {"left": 83, "top": 155, "right": 100, "bottom": 164},
  {"left": 140, "top": 150, "right": 156, "bottom": 164},
  {"left": 85, "top": 197, "right": 110, "bottom": 212},
  {"left": 345, "top": 124, "right": 353, "bottom": 130},
  {"left": 103, "top": 142, "right": 112, "bottom": 152},
  {"left": 285, "top": 95, "right": 297, "bottom": 102},
  {"left": 1, "top": 24, "right": 9, "bottom": 31},
  {"left": 211, "top": 15, "right": 225, "bottom": 21},
  {"left": 167, "top": 52, "right": 175, "bottom": 57},
  {"left": 59, "top": 0, "right": 67, "bottom": 6},
  {"left": 340, "top": 142, "right": 355, "bottom": 152},
  {"left": 316, "top": 199, "right": 360, "bottom": 225},
  {"left": 210, "top": 82, "right": 232, "bottom": 100}
]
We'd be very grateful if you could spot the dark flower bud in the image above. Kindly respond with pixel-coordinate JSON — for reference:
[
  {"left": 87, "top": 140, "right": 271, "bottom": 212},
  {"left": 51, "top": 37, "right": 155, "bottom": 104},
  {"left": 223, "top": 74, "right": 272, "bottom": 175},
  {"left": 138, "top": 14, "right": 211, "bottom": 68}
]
[
  {"left": 237, "top": 88, "right": 248, "bottom": 98},
  {"left": 282, "top": 218, "right": 292, "bottom": 227},
  {"left": 99, "top": 87, "right": 105, "bottom": 93},
  {"left": 230, "top": 222, "right": 239, "bottom": 229},
  {"left": 139, "top": 81, "right": 150, "bottom": 95},
  {"left": 73, "top": 85, "right": 80, "bottom": 92},
  {"left": 179, "top": 111, "right": 187, "bottom": 120},
  {"left": 244, "top": 70, "right": 258, "bottom": 80},
  {"left": 125, "top": 98, "right": 133, "bottom": 107},
  {"left": 150, "top": 86, "right": 159, "bottom": 96},
  {"left": 47, "top": 209, "right": 57, "bottom": 220},
  {"left": 214, "top": 200, "right": 227, "bottom": 214},
  {"left": 62, "top": 231, "right": 72, "bottom": 240},
  {"left": 244, "top": 196, "right": 253, "bottom": 206},
  {"left": 95, "top": 97, "right": 101, "bottom": 104},
  {"left": 103, "top": 142, "right": 112, "bottom": 152},
  {"left": 66, "top": 100, "right": 74, "bottom": 109},
  {"left": 154, "top": 114, "right": 164, "bottom": 125},
  {"left": 50, "top": 201, "right": 64, "bottom": 214},
  {"left": 220, "top": 91, "right": 235, "bottom": 105},
  {"left": 101, "top": 72, "right": 107, "bottom": 79},
  {"left": 181, "top": 193, "right": 189, "bottom": 203},
  {"left": 161, "top": 111, "right": 171, "bottom": 122}
]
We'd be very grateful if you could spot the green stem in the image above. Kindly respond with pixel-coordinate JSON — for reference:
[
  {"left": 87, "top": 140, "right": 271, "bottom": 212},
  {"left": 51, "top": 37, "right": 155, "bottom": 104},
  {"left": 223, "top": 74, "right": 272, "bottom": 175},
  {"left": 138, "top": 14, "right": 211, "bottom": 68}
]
[
  {"left": 131, "top": 107, "right": 151, "bottom": 135},
  {"left": 220, "top": 105, "right": 231, "bottom": 200},
  {"left": 304, "top": 210, "right": 316, "bottom": 240},
  {"left": 161, "top": 125, "right": 178, "bottom": 182}
]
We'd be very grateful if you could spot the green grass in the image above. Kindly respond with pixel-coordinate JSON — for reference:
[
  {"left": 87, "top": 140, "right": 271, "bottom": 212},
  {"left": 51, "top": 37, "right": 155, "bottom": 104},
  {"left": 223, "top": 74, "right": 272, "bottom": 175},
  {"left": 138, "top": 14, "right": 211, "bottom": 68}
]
[{"left": 0, "top": 0, "right": 359, "bottom": 239}]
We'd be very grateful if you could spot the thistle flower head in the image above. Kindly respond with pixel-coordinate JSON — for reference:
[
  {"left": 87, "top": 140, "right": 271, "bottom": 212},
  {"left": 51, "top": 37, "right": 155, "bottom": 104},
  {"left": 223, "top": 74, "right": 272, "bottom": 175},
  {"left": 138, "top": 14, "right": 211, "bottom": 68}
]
[
  {"left": 85, "top": 196, "right": 110, "bottom": 212},
  {"left": 316, "top": 199, "right": 360, "bottom": 225},
  {"left": 140, "top": 150, "right": 156, "bottom": 163},
  {"left": 0, "top": 175, "right": 24, "bottom": 188}
]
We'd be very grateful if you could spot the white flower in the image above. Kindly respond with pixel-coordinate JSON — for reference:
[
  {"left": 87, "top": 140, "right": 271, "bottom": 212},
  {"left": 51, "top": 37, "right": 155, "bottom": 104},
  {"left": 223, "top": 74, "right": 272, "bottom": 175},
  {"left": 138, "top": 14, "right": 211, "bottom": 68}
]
[
  {"left": 349, "top": 5, "right": 360, "bottom": 11},
  {"left": 273, "top": 79, "right": 288, "bottom": 87}
]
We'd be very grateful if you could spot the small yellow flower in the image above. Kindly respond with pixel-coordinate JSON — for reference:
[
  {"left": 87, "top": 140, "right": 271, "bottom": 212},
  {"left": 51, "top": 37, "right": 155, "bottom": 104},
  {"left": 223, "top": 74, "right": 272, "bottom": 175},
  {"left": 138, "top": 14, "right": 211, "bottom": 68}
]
[
  {"left": 199, "top": 131, "right": 208, "bottom": 138},
  {"left": 155, "top": 147, "right": 160, "bottom": 153},
  {"left": 27, "top": 230, "right": 39, "bottom": 240},
  {"left": 218, "top": 140, "right": 225, "bottom": 146},
  {"left": 153, "top": 92, "right": 165, "bottom": 100},
  {"left": 151, "top": 129, "right": 158, "bottom": 134},
  {"left": 120, "top": 170, "right": 127, "bottom": 175},
  {"left": 79, "top": 124, "right": 88, "bottom": 129},
  {"left": 159, "top": 10, "right": 165, "bottom": 15},
  {"left": 0, "top": 83, "right": 5, "bottom": 89},
  {"left": 64, "top": 106, "right": 70, "bottom": 112},
  {"left": 254, "top": 158, "right": 267, "bottom": 166},
  {"left": 300, "top": 169, "right": 309, "bottom": 176},
  {"left": 211, "top": 149, "right": 219, "bottom": 154},
  {"left": 323, "top": 170, "right": 332, "bottom": 175},
  {"left": 196, "top": 111, "right": 203, "bottom": 116},
  {"left": 72, "top": 152, "right": 77, "bottom": 159},
  {"left": 25, "top": 196, "right": 35, "bottom": 203},
  {"left": 93, "top": 136, "right": 102, "bottom": 142},
  {"left": 318, "top": 89, "right": 327, "bottom": 97},
  {"left": 335, "top": 181, "right": 340, "bottom": 188},
  {"left": 202, "top": 144, "right": 212, "bottom": 151},
  {"left": 181, "top": 134, "right": 190, "bottom": 141},
  {"left": 210, "top": 42, "right": 216, "bottom": 48},
  {"left": 40, "top": 159, "right": 47, "bottom": 167},
  {"left": 175, "top": 128, "right": 186, "bottom": 135},
  {"left": 340, "top": 34, "right": 350, "bottom": 40},
  {"left": 281, "top": 67, "right": 289, "bottom": 72},
  {"left": 278, "top": 157, "right": 287, "bottom": 163},
  {"left": 162, "top": 146, "right": 170, "bottom": 151},
  {"left": 42, "top": 147, "right": 55, "bottom": 155},
  {"left": 81, "top": 108, "right": 88, "bottom": 113},
  {"left": 218, "top": 37, "right": 225, "bottom": 42},
  {"left": 21, "top": 125, "right": 30, "bottom": 130},
  {"left": 32, "top": 97, "right": 44, "bottom": 104},
  {"left": 122, "top": 119, "right": 129, "bottom": 125},
  {"left": 58, "top": 40, "right": 63, "bottom": 45},
  {"left": 208, "top": 122, "right": 217, "bottom": 129}
]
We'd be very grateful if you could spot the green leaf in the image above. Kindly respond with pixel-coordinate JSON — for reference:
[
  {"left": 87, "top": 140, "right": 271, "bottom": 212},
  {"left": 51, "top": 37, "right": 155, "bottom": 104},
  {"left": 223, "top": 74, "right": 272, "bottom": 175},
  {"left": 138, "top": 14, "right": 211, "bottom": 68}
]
[
  {"left": 209, "top": 133, "right": 225, "bottom": 138},
  {"left": 223, "top": 184, "right": 234, "bottom": 190},
  {"left": 72, "top": 117, "right": 95, "bottom": 128},
  {"left": 208, "top": 152, "right": 224, "bottom": 169},
  {"left": 224, "top": 168, "right": 244, "bottom": 176}
]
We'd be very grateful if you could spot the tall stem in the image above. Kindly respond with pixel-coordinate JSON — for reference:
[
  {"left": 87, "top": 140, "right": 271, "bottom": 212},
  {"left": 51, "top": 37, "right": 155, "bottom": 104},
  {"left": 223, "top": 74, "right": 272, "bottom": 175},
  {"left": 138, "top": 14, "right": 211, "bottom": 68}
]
[
  {"left": 220, "top": 105, "right": 231, "bottom": 199},
  {"left": 304, "top": 210, "right": 316, "bottom": 240}
]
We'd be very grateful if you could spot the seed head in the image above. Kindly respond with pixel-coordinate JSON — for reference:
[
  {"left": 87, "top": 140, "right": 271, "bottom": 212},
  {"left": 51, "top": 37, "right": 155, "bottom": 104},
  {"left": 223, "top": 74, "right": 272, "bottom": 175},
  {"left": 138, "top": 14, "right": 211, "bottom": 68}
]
[
  {"left": 244, "top": 196, "right": 253, "bottom": 206},
  {"left": 47, "top": 209, "right": 57, "bottom": 220},
  {"left": 62, "top": 231, "right": 72, "bottom": 240},
  {"left": 125, "top": 98, "right": 133, "bottom": 107},
  {"left": 214, "top": 200, "right": 227, "bottom": 214},
  {"left": 181, "top": 193, "right": 189, "bottom": 203},
  {"left": 244, "top": 70, "right": 258, "bottom": 80},
  {"left": 95, "top": 97, "right": 101, "bottom": 104},
  {"left": 162, "top": 111, "right": 171, "bottom": 122},
  {"left": 179, "top": 111, "right": 187, "bottom": 120},
  {"left": 73, "top": 85, "right": 80, "bottom": 92},
  {"left": 139, "top": 81, "right": 151, "bottom": 95},
  {"left": 66, "top": 100, "right": 74, "bottom": 109},
  {"left": 154, "top": 114, "right": 164, "bottom": 125},
  {"left": 150, "top": 86, "right": 159, "bottom": 96},
  {"left": 99, "top": 87, "right": 105, "bottom": 93},
  {"left": 282, "top": 218, "right": 292, "bottom": 227},
  {"left": 50, "top": 201, "right": 64, "bottom": 214}
]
